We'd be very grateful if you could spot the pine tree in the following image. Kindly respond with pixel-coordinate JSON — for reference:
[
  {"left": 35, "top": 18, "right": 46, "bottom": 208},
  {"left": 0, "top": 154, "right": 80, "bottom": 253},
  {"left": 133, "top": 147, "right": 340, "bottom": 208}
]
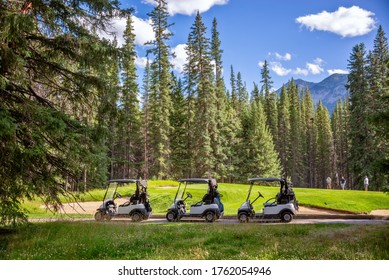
[
  {"left": 347, "top": 43, "right": 371, "bottom": 189},
  {"left": 141, "top": 58, "right": 152, "bottom": 179},
  {"left": 169, "top": 74, "right": 188, "bottom": 178},
  {"left": 118, "top": 15, "right": 142, "bottom": 178},
  {"left": 367, "top": 26, "right": 389, "bottom": 189},
  {"left": 147, "top": 0, "right": 173, "bottom": 179},
  {"left": 331, "top": 99, "right": 350, "bottom": 189},
  {"left": 261, "top": 60, "right": 278, "bottom": 144},
  {"left": 237, "top": 72, "right": 249, "bottom": 109},
  {"left": 211, "top": 17, "right": 228, "bottom": 180},
  {"left": 240, "top": 100, "right": 281, "bottom": 179},
  {"left": 287, "top": 79, "right": 303, "bottom": 186},
  {"left": 277, "top": 85, "right": 291, "bottom": 178},
  {"left": 315, "top": 102, "right": 333, "bottom": 188},
  {"left": 185, "top": 11, "right": 217, "bottom": 177},
  {"left": 301, "top": 88, "right": 316, "bottom": 188},
  {"left": 0, "top": 0, "right": 125, "bottom": 224}
]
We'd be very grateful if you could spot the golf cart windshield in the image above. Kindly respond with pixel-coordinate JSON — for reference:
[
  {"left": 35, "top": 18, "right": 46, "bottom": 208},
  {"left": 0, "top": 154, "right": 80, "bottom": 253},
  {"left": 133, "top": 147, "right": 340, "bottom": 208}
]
[
  {"left": 175, "top": 178, "right": 215, "bottom": 200},
  {"left": 104, "top": 182, "right": 118, "bottom": 201}
]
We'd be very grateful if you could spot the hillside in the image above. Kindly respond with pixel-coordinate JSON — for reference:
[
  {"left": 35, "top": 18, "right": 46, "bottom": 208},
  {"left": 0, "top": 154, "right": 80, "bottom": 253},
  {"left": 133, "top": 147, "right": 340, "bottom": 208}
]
[{"left": 277, "top": 74, "right": 348, "bottom": 113}]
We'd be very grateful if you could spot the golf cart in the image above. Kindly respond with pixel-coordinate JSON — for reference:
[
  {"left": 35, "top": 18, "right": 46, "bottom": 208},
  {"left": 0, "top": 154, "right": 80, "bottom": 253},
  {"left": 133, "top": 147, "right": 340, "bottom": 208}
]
[
  {"left": 166, "top": 178, "right": 224, "bottom": 223},
  {"left": 237, "top": 178, "right": 298, "bottom": 223},
  {"left": 94, "top": 179, "right": 152, "bottom": 222}
]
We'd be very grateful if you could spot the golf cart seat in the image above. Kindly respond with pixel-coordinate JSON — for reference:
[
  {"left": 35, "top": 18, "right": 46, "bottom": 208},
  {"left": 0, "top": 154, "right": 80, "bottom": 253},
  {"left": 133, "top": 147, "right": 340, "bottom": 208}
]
[
  {"left": 202, "top": 193, "right": 214, "bottom": 204},
  {"left": 129, "top": 194, "right": 139, "bottom": 204}
]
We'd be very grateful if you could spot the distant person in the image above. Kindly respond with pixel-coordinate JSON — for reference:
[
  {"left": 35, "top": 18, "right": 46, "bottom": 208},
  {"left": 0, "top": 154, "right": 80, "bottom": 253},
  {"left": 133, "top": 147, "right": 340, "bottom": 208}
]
[
  {"left": 340, "top": 176, "right": 346, "bottom": 190},
  {"left": 326, "top": 177, "right": 332, "bottom": 189},
  {"left": 364, "top": 176, "right": 369, "bottom": 191}
]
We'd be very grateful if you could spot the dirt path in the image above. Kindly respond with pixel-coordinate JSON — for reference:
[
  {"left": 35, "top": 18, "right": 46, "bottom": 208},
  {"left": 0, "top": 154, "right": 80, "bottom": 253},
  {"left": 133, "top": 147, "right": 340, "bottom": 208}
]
[{"left": 50, "top": 202, "right": 389, "bottom": 216}]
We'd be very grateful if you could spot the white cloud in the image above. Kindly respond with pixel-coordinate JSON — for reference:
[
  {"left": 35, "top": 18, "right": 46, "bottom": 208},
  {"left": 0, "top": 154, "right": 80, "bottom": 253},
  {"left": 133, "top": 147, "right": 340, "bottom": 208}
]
[
  {"left": 275, "top": 52, "right": 292, "bottom": 61},
  {"left": 296, "top": 6, "right": 376, "bottom": 37},
  {"left": 96, "top": 16, "right": 154, "bottom": 47},
  {"left": 269, "top": 62, "right": 292, "bottom": 76},
  {"left": 258, "top": 60, "right": 265, "bottom": 68},
  {"left": 143, "top": 0, "right": 229, "bottom": 16},
  {"left": 135, "top": 57, "right": 149, "bottom": 68},
  {"left": 132, "top": 16, "right": 155, "bottom": 46},
  {"left": 97, "top": 17, "right": 126, "bottom": 46},
  {"left": 170, "top": 44, "right": 187, "bottom": 73},
  {"left": 293, "top": 67, "right": 309, "bottom": 76},
  {"left": 327, "top": 69, "right": 349, "bottom": 75},
  {"left": 307, "top": 63, "right": 324, "bottom": 75}
]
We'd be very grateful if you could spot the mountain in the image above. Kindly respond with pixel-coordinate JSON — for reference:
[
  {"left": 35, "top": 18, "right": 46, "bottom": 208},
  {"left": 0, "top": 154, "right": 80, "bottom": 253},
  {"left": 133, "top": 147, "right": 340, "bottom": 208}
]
[{"left": 276, "top": 74, "right": 348, "bottom": 113}]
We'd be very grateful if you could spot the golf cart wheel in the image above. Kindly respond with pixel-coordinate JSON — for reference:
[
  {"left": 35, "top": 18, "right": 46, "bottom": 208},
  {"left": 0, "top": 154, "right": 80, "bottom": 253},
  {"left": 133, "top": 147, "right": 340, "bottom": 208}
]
[
  {"left": 281, "top": 211, "right": 293, "bottom": 223},
  {"left": 204, "top": 211, "right": 216, "bottom": 223},
  {"left": 166, "top": 211, "right": 177, "bottom": 222},
  {"left": 238, "top": 212, "right": 249, "bottom": 223},
  {"left": 94, "top": 211, "right": 103, "bottom": 221},
  {"left": 131, "top": 211, "right": 142, "bottom": 222},
  {"left": 104, "top": 215, "right": 112, "bottom": 221}
]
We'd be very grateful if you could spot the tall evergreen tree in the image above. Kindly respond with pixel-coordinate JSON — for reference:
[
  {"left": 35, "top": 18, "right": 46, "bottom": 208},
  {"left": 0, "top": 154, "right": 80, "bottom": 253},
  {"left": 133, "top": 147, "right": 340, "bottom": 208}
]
[
  {"left": 169, "top": 74, "right": 188, "bottom": 178},
  {"left": 331, "top": 99, "right": 350, "bottom": 189},
  {"left": 185, "top": 11, "right": 217, "bottom": 177},
  {"left": 347, "top": 43, "right": 371, "bottom": 189},
  {"left": 0, "top": 0, "right": 125, "bottom": 224},
  {"left": 277, "top": 85, "right": 291, "bottom": 178},
  {"left": 301, "top": 88, "right": 316, "bottom": 188},
  {"left": 315, "top": 102, "right": 333, "bottom": 188},
  {"left": 211, "top": 17, "right": 228, "bottom": 180},
  {"left": 118, "top": 15, "right": 142, "bottom": 178},
  {"left": 367, "top": 26, "right": 389, "bottom": 189},
  {"left": 240, "top": 100, "right": 281, "bottom": 179},
  {"left": 147, "top": 0, "right": 173, "bottom": 179},
  {"left": 287, "top": 79, "right": 303, "bottom": 186},
  {"left": 141, "top": 58, "right": 152, "bottom": 179}
]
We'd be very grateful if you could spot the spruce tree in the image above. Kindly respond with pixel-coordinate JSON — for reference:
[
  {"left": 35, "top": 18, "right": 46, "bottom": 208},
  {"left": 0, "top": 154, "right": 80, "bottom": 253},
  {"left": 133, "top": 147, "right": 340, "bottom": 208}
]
[
  {"left": 169, "top": 74, "right": 188, "bottom": 178},
  {"left": 287, "top": 79, "right": 303, "bottom": 186},
  {"left": 118, "top": 15, "right": 142, "bottom": 178},
  {"left": 261, "top": 60, "right": 278, "bottom": 144},
  {"left": 0, "top": 0, "right": 125, "bottom": 224},
  {"left": 186, "top": 11, "right": 217, "bottom": 177},
  {"left": 141, "top": 58, "right": 152, "bottom": 179},
  {"left": 301, "top": 88, "right": 316, "bottom": 188},
  {"left": 347, "top": 43, "right": 371, "bottom": 189},
  {"left": 277, "top": 85, "right": 291, "bottom": 178},
  {"left": 147, "top": 0, "right": 173, "bottom": 179},
  {"left": 241, "top": 100, "right": 281, "bottom": 179},
  {"left": 367, "top": 26, "right": 389, "bottom": 189},
  {"left": 211, "top": 17, "right": 228, "bottom": 180},
  {"left": 315, "top": 102, "right": 333, "bottom": 188}
]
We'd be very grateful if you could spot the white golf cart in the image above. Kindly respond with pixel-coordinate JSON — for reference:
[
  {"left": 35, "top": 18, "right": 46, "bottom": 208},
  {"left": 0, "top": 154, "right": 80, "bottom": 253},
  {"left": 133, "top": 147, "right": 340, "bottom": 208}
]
[
  {"left": 237, "top": 178, "right": 298, "bottom": 223},
  {"left": 94, "top": 179, "right": 152, "bottom": 222},
  {"left": 166, "top": 178, "right": 224, "bottom": 223}
]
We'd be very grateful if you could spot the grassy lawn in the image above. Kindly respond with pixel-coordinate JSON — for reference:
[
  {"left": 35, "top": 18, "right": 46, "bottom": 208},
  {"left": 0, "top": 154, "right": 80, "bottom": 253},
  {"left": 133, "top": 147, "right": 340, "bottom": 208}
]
[
  {"left": 1, "top": 222, "right": 388, "bottom": 260},
  {"left": 23, "top": 180, "right": 389, "bottom": 218}
]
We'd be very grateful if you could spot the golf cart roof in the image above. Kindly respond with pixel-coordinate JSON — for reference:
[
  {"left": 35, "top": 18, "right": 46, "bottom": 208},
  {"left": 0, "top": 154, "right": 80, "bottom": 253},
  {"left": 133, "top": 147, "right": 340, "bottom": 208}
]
[
  {"left": 248, "top": 178, "right": 285, "bottom": 183},
  {"left": 178, "top": 178, "right": 214, "bottom": 184},
  {"left": 107, "top": 179, "right": 139, "bottom": 184}
]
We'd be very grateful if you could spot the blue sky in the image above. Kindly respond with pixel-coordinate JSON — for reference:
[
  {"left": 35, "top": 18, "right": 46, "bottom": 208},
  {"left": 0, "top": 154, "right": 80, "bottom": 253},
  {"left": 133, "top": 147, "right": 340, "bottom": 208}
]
[{"left": 103, "top": 0, "right": 389, "bottom": 91}]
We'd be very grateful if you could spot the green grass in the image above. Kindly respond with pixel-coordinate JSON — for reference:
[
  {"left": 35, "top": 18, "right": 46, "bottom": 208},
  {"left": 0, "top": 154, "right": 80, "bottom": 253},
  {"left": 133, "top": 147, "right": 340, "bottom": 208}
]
[
  {"left": 22, "top": 180, "right": 389, "bottom": 218},
  {"left": 1, "top": 222, "right": 388, "bottom": 260}
]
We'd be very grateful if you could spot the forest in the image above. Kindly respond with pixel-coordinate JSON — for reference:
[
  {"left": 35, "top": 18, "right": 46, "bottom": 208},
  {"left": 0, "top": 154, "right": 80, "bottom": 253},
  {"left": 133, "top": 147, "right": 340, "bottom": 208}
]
[{"left": 0, "top": 0, "right": 388, "bottom": 224}]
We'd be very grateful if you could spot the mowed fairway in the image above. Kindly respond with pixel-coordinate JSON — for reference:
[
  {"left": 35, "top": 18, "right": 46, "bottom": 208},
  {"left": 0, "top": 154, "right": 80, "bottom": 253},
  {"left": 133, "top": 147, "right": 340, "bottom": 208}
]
[{"left": 1, "top": 222, "right": 388, "bottom": 260}]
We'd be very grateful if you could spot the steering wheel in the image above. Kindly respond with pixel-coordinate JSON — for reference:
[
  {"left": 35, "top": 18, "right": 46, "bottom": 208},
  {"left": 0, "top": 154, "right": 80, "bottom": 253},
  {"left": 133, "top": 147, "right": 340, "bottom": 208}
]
[
  {"left": 115, "top": 192, "right": 122, "bottom": 198},
  {"left": 186, "top": 192, "right": 192, "bottom": 198},
  {"left": 258, "top": 191, "right": 264, "bottom": 198},
  {"left": 265, "top": 197, "right": 276, "bottom": 206}
]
